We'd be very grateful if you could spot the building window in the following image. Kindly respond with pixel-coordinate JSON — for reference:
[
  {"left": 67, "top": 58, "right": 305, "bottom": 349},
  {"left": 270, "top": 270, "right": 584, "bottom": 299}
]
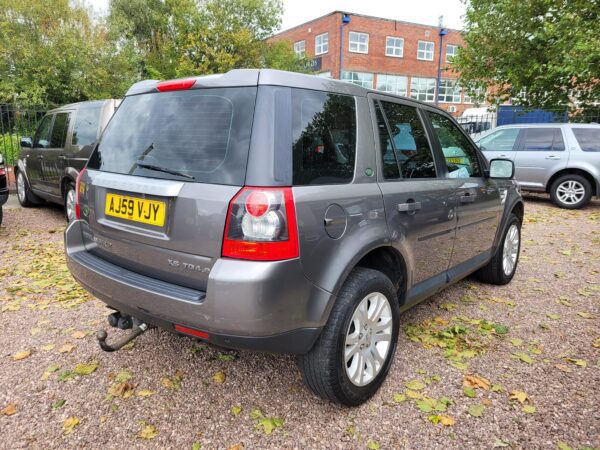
[
  {"left": 342, "top": 71, "right": 373, "bottom": 89},
  {"left": 349, "top": 31, "right": 369, "bottom": 54},
  {"left": 410, "top": 77, "right": 436, "bottom": 102},
  {"left": 438, "top": 79, "right": 461, "bottom": 103},
  {"left": 417, "top": 40, "right": 434, "bottom": 61},
  {"left": 294, "top": 40, "right": 306, "bottom": 58},
  {"left": 446, "top": 44, "right": 458, "bottom": 62},
  {"left": 315, "top": 33, "right": 329, "bottom": 55},
  {"left": 316, "top": 71, "right": 332, "bottom": 78},
  {"left": 376, "top": 74, "right": 408, "bottom": 96},
  {"left": 463, "top": 87, "right": 485, "bottom": 104},
  {"left": 385, "top": 37, "right": 404, "bottom": 58}
]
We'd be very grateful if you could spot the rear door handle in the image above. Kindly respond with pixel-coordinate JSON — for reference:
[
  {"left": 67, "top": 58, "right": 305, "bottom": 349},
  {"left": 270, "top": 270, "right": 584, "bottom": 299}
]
[
  {"left": 545, "top": 155, "right": 561, "bottom": 160},
  {"left": 397, "top": 201, "right": 422, "bottom": 213},
  {"left": 460, "top": 194, "right": 475, "bottom": 204}
]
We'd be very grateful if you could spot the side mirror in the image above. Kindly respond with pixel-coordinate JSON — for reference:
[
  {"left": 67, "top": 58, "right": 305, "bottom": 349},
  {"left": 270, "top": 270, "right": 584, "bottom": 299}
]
[
  {"left": 489, "top": 158, "right": 514, "bottom": 179},
  {"left": 20, "top": 137, "right": 33, "bottom": 148}
]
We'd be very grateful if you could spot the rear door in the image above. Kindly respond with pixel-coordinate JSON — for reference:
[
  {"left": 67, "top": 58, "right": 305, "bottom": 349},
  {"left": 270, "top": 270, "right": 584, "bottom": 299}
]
[
  {"left": 477, "top": 127, "right": 521, "bottom": 162},
  {"left": 42, "top": 111, "right": 72, "bottom": 197},
  {"left": 513, "top": 127, "right": 567, "bottom": 190},
  {"left": 424, "top": 110, "right": 502, "bottom": 273},
  {"left": 79, "top": 86, "right": 257, "bottom": 291},
  {"left": 371, "top": 95, "right": 456, "bottom": 290},
  {"left": 28, "top": 114, "right": 54, "bottom": 191}
]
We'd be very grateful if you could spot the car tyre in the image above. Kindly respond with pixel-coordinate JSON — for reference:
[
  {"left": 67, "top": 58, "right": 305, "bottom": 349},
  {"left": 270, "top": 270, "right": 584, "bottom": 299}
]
[
  {"left": 296, "top": 267, "right": 399, "bottom": 406},
  {"left": 0, "top": 206, "right": 3, "bottom": 226},
  {"left": 64, "top": 181, "right": 76, "bottom": 222},
  {"left": 475, "top": 213, "right": 521, "bottom": 285},
  {"left": 16, "top": 170, "right": 43, "bottom": 207},
  {"left": 550, "top": 174, "right": 592, "bottom": 209}
]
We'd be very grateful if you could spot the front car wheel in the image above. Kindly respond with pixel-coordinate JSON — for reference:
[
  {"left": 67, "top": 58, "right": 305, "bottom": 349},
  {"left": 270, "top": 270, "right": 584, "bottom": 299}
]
[{"left": 550, "top": 174, "right": 592, "bottom": 209}]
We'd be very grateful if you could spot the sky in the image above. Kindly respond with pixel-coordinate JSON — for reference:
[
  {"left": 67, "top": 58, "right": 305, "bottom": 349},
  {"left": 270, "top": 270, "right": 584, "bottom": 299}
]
[{"left": 84, "top": 0, "right": 466, "bottom": 31}]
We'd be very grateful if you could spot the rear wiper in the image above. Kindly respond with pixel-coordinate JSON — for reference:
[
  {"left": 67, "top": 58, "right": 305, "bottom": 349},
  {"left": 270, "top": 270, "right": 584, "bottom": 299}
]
[{"left": 134, "top": 160, "right": 195, "bottom": 180}]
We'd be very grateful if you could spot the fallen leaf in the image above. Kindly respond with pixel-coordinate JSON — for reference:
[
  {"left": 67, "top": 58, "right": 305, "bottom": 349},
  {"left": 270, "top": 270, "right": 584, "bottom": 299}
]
[
  {"left": 522, "top": 405, "right": 536, "bottom": 414},
  {"left": 512, "top": 352, "right": 533, "bottom": 364},
  {"left": 463, "top": 387, "right": 477, "bottom": 398},
  {"left": 110, "top": 382, "right": 135, "bottom": 398},
  {"left": 405, "top": 390, "right": 422, "bottom": 399},
  {"left": 115, "top": 370, "right": 133, "bottom": 383},
  {"left": 491, "top": 384, "right": 504, "bottom": 393},
  {"left": 59, "top": 343, "right": 76, "bottom": 353},
  {"left": 40, "top": 344, "right": 55, "bottom": 352},
  {"left": 509, "top": 390, "right": 528, "bottom": 403},
  {"left": 577, "top": 312, "right": 594, "bottom": 319},
  {"left": 468, "top": 404, "right": 485, "bottom": 417},
  {"left": 63, "top": 417, "right": 80, "bottom": 435},
  {"left": 554, "top": 364, "right": 571, "bottom": 373},
  {"left": 256, "top": 417, "right": 284, "bottom": 435},
  {"left": 565, "top": 358, "right": 587, "bottom": 367},
  {"left": 226, "top": 445, "right": 243, "bottom": 450},
  {"left": 52, "top": 399, "right": 66, "bottom": 409},
  {"left": 593, "top": 337, "right": 600, "bottom": 348},
  {"left": 546, "top": 314, "right": 560, "bottom": 320},
  {"left": 366, "top": 440, "right": 380, "bottom": 450},
  {"left": 439, "top": 414, "right": 455, "bottom": 426},
  {"left": 393, "top": 393, "right": 407, "bottom": 403},
  {"left": 404, "top": 380, "right": 425, "bottom": 390},
  {"left": 11, "top": 350, "right": 31, "bottom": 361},
  {"left": 72, "top": 331, "right": 86, "bottom": 339},
  {"left": 1, "top": 403, "right": 17, "bottom": 416},
  {"left": 231, "top": 405, "right": 242, "bottom": 416},
  {"left": 510, "top": 338, "right": 523, "bottom": 347},
  {"left": 139, "top": 424, "right": 158, "bottom": 439},
  {"left": 213, "top": 371, "right": 226, "bottom": 384},
  {"left": 192, "top": 443, "right": 202, "bottom": 450},
  {"left": 557, "top": 442, "right": 573, "bottom": 450},
  {"left": 493, "top": 438, "right": 510, "bottom": 448},
  {"left": 74, "top": 361, "right": 98, "bottom": 376}
]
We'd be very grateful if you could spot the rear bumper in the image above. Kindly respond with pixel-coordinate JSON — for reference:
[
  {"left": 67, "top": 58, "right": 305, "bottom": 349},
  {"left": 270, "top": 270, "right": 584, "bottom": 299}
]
[{"left": 65, "top": 220, "right": 332, "bottom": 354}]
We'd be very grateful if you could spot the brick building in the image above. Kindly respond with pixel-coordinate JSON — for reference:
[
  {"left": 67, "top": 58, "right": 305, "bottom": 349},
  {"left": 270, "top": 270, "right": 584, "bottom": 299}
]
[{"left": 271, "top": 11, "right": 475, "bottom": 115}]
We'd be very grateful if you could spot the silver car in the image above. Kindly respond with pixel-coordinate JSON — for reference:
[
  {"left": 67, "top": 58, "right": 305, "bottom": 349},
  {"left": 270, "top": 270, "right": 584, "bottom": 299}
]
[
  {"left": 477, "top": 123, "right": 600, "bottom": 209},
  {"left": 65, "top": 70, "right": 523, "bottom": 405}
]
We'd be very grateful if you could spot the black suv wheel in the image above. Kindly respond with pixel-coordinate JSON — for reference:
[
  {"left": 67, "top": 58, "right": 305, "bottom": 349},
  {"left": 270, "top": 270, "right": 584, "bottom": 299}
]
[
  {"left": 297, "top": 268, "right": 399, "bottom": 406},
  {"left": 550, "top": 174, "right": 592, "bottom": 209},
  {"left": 475, "top": 213, "right": 521, "bottom": 285},
  {"left": 16, "top": 170, "right": 43, "bottom": 207}
]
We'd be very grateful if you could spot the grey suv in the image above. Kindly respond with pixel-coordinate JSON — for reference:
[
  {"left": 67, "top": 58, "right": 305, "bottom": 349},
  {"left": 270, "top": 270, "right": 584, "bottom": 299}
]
[
  {"left": 477, "top": 124, "right": 600, "bottom": 209},
  {"left": 65, "top": 70, "right": 523, "bottom": 405},
  {"left": 16, "top": 99, "right": 120, "bottom": 221}
]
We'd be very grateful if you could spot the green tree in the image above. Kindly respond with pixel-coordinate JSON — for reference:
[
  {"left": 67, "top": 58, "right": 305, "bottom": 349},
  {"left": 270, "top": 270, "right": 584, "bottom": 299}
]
[
  {"left": 454, "top": 0, "right": 600, "bottom": 110},
  {"left": 0, "top": 0, "right": 138, "bottom": 105}
]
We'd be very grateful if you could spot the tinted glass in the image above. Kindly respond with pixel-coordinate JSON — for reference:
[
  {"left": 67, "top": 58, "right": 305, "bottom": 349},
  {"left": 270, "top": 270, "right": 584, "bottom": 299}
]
[
  {"left": 520, "top": 128, "right": 564, "bottom": 151},
  {"left": 88, "top": 88, "right": 257, "bottom": 185},
  {"left": 72, "top": 105, "right": 102, "bottom": 147},
  {"left": 478, "top": 128, "right": 520, "bottom": 152},
  {"left": 34, "top": 115, "right": 53, "bottom": 148},
  {"left": 50, "top": 112, "right": 70, "bottom": 148},
  {"left": 374, "top": 102, "right": 400, "bottom": 179},
  {"left": 572, "top": 128, "right": 600, "bottom": 152},
  {"left": 292, "top": 90, "right": 356, "bottom": 185},
  {"left": 428, "top": 112, "right": 482, "bottom": 178},
  {"left": 381, "top": 101, "right": 436, "bottom": 179}
]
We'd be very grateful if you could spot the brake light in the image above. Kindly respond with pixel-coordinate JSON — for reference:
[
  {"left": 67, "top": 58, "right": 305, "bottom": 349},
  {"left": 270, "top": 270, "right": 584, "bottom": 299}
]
[
  {"left": 75, "top": 168, "right": 86, "bottom": 220},
  {"left": 222, "top": 187, "right": 299, "bottom": 261},
  {"left": 156, "top": 79, "right": 196, "bottom": 92}
]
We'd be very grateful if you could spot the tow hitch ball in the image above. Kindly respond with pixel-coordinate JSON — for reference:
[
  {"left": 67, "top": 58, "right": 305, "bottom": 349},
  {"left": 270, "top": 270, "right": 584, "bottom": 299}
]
[{"left": 96, "top": 312, "right": 148, "bottom": 352}]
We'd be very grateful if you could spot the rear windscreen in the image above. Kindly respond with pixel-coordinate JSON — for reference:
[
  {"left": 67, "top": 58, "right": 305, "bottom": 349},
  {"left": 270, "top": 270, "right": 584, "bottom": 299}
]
[{"left": 88, "top": 87, "right": 257, "bottom": 185}]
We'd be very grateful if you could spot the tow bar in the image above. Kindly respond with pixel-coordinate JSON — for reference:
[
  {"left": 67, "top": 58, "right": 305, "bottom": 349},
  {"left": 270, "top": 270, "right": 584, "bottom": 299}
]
[{"left": 96, "top": 312, "right": 149, "bottom": 352}]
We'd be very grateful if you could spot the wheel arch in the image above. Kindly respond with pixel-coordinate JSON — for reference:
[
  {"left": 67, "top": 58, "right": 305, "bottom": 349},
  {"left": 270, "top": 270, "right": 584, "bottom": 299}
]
[
  {"left": 60, "top": 167, "right": 79, "bottom": 199},
  {"left": 546, "top": 168, "right": 598, "bottom": 196}
]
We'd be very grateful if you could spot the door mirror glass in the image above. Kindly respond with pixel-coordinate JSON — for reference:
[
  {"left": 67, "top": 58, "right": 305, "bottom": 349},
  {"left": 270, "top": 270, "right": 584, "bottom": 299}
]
[
  {"left": 489, "top": 159, "right": 514, "bottom": 179},
  {"left": 20, "top": 136, "right": 33, "bottom": 148}
]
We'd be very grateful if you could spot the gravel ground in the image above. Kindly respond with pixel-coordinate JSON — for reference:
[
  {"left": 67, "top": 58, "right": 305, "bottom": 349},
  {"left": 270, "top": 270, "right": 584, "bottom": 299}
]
[{"left": 0, "top": 194, "right": 598, "bottom": 450}]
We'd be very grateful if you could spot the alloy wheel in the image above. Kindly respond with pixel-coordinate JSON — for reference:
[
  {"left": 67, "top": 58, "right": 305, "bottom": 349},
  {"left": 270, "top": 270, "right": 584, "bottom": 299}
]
[
  {"left": 65, "top": 188, "right": 76, "bottom": 222},
  {"left": 17, "top": 172, "right": 26, "bottom": 203},
  {"left": 556, "top": 180, "right": 585, "bottom": 205},
  {"left": 502, "top": 223, "right": 519, "bottom": 276}
]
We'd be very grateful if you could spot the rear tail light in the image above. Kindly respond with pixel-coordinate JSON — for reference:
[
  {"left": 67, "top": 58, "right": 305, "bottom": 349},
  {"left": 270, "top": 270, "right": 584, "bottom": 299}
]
[
  {"left": 0, "top": 167, "right": 5, "bottom": 176},
  {"left": 222, "top": 187, "right": 299, "bottom": 261},
  {"left": 75, "top": 168, "right": 86, "bottom": 220}
]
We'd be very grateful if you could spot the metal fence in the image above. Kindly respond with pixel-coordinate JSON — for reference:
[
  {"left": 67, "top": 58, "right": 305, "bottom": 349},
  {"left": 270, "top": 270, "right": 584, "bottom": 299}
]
[{"left": 0, "top": 103, "right": 48, "bottom": 166}]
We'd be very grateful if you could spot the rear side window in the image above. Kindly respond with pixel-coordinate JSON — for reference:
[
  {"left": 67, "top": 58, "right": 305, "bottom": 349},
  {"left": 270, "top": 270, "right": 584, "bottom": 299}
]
[
  {"left": 88, "top": 87, "right": 257, "bottom": 185},
  {"left": 478, "top": 128, "right": 520, "bottom": 152},
  {"left": 572, "top": 128, "right": 600, "bottom": 152},
  {"left": 379, "top": 100, "right": 436, "bottom": 179},
  {"left": 50, "top": 112, "right": 70, "bottom": 148},
  {"left": 427, "top": 111, "right": 482, "bottom": 178},
  {"left": 72, "top": 105, "right": 102, "bottom": 147},
  {"left": 519, "top": 128, "right": 564, "bottom": 151},
  {"left": 292, "top": 89, "right": 356, "bottom": 185},
  {"left": 34, "top": 115, "right": 53, "bottom": 148}
]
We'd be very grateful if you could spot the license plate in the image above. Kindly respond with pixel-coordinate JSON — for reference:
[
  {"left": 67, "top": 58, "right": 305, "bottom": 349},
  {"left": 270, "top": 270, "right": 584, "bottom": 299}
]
[
  {"left": 447, "top": 157, "right": 464, "bottom": 164},
  {"left": 105, "top": 193, "right": 166, "bottom": 227}
]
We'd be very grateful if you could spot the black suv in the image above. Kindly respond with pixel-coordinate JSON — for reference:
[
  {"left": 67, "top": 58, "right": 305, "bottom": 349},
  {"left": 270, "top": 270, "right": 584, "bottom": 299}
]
[{"left": 15, "top": 99, "right": 119, "bottom": 221}]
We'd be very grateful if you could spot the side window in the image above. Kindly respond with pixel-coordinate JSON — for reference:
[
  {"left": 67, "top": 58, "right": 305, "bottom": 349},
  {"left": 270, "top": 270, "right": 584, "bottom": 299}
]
[
  {"left": 478, "top": 128, "right": 520, "bottom": 152},
  {"left": 72, "top": 105, "right": 102, "bottom": 147},
  {"left": 572, "top": 128, "right": 600, "bottom": 152},
  {"left": 50, "top": 112, "right": 71, "bottom": 148},
  {"left": 519, "top": 128, "right": 564, "bottom": 151},
  {"left": 33, "top": 115, "right": 53, "bottom": 148},
  {"left": 292, "top": 89, "right": 356, "bottom": 185},
  {"left": 380, "top": 101, "right": 436, "bottom": 179},
  {"left": 427, "top": 111, "right": 482, "bottom": 178},
  {"left": 374, "top": 102, "right": 400, "bottom": 179}
]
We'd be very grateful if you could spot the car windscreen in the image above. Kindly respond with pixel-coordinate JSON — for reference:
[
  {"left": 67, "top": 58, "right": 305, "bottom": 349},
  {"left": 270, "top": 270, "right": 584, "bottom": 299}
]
[{"left": 87, "top": 87, "right": 257, "bottom": 185}]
